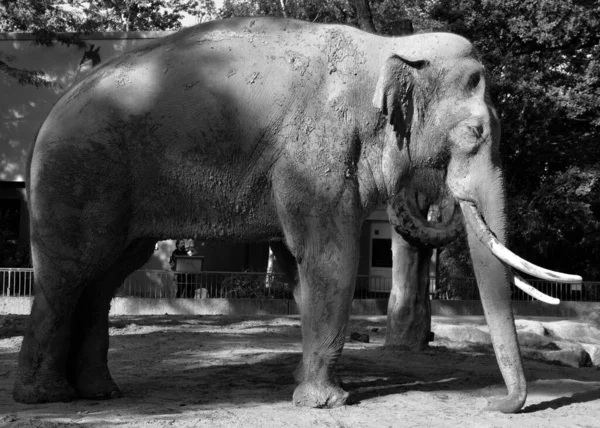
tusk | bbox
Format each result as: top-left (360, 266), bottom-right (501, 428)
top-left (460, 201), bottom-right (583, 284)
top-left (512, 271), bottom-right (560, 305)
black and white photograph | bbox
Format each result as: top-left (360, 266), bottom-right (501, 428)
top-left (0, 1), bottom-right (598, 426)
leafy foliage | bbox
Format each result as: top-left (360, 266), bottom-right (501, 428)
top-left (219, 0), bottom-right (362, 26)
top-left (0, 1), bottom-right (217, 88)
top-left (0, 51), bottom-right (57, 88)
top-left (0, 1), bottom-right (217, 34)
top-left (511, 166), bottom-right (600, 277)
top-left (428, 0), bottom-right (600, 279)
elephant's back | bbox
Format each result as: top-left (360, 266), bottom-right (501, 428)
top-left (43, 17), bottom-right (332, 146)
top-left (29, 17), bottom-right (380, 240)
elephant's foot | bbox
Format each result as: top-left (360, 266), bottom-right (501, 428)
top-left (292, 362), bottom-right (343, 387)
top-left (485, 391), bottom-right (526, 413)
top-left (292, 381), bottom-right (349, 408)
top-left (72, 369), bottom-right (122, 400)
top-left (292, 362), bottom-right (304, 383)
top-left (13, 371), bottom-right (77, 404)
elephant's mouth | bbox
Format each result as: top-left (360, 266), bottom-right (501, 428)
top-left (387, 168), bottom-right (463, 247)
top-left (387, 186), bottom-right (463, 248)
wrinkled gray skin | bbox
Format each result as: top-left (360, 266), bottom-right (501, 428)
top-left (16, 17), bottom-right (525, 412)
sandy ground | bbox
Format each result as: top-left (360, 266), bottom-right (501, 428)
top-left (2, 314), bottom-right (600, 427)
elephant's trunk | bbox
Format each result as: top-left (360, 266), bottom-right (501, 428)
top-left (387, 178), bottom-right (464, 248)
top-left (460, 171), bottom-right (527, 412)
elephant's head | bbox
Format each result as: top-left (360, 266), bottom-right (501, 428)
top-left (373, 44), bottom-right (581, 413)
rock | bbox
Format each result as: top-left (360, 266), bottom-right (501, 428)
top-left (583, 311), bottom-right (600, 323)
top-left (517, 331), bottom-right (559, 350)
top-left (433, 324), bottom-right (491, 344)
top-left (515, 319), bottom-right (547, 336)
top-left (350, 332), bottom-right (370, 343)
top-left (581, 343), bottom-right (600, 367)
top-left (541, 341), bottom-right (591, 368)
top-left (543, 321), bottom-right (600, 345)
top-left (0, 415), bottom-right (17, 424)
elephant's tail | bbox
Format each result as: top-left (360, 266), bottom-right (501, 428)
top-left (25, 128), bottom-right (40, 218)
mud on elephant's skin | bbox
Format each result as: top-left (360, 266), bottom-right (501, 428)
top-left (16, 17), bottom-right (580, 412)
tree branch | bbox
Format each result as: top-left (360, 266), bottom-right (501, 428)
top-left (0, 58), bottom-right (60, 89)
top-left (352, 0), bottom-right (376, 33)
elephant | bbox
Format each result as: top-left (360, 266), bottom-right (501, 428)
top-left (15, 17), bottom-right (580, 412)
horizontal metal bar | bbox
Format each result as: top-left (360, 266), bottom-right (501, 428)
top-left (2, 268), bottom-right (599, 301)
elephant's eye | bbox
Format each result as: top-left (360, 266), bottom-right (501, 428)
top-left (469, 124), bottom-right (483, 139)
top-left (467, 72), bottom-right (481, 92)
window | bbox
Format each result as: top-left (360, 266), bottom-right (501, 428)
top-left (371, 238), bottom-right (392, 268)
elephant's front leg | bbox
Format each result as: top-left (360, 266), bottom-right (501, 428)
top-left (290, 217), bottom-right (360, 408)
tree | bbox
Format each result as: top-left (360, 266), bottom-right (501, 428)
top-left (0, 1), bottom-right (217, 87)
top-left (429, 0), bottom-right (600, 280)
top-left (219, 0), bottom-right (365, 27)
top-left (0, 1), bottom-right (217, 33)
top-left (352, 0), bottom-right (376, 32)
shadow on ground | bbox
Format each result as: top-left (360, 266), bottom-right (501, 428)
top-left (3, 314), bottom-right (600, 422)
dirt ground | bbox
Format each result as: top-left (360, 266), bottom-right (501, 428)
top-left (2, 314), bottom-right (600, 428)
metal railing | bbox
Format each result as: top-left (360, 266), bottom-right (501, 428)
top-left (1, 268), bottom-right (599, 302)
top-left (0, 268), bottom-right (33, 296)
top-left (119, 270), bottom-right (295, 299)
top-left (431, 277), bottom-right (600, 302)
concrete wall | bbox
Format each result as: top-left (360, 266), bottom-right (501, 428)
top-left (0, 31), bottom-right (174, 182)
top-left (3, 296), bottom-right (600, 319)
top-left (0, 32), bottom-right (174, 266)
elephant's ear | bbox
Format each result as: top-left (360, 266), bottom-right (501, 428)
top-left (373, 55), bottom-right (429, 145)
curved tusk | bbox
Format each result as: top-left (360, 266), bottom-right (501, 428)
top-left (512, 271), bottom-right (560, 305)
top-left (460, 201), bottom-right (583, 284)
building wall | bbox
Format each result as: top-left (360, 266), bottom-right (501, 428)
top-left (358, 207), bottom-right (393, 292)
top-left (0, 32), bottom-right (173, 266)
top-left (0, 31), bottom-right (174, 182)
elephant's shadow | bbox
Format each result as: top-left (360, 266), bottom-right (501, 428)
top-left (337, 345), bottom-right (600, 412)
top-left (107, 326), bottom-right (600, 413)
top-left (520, 388), bottom-right (600, 413)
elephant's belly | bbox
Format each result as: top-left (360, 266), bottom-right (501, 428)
top-left (130, 189), bottom-right (283, 242)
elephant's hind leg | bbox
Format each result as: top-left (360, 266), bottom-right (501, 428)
top-left (13, 295), bottom-right (78, 403)
top-left (13, 225), bottom-right (141, 403)
top-left (13, 249), bottom-right (94, 404)
top-left (67, 238), bottom-right (156, 399)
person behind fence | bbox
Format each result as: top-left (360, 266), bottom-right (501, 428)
top-left (170, 240), bottom-right (192, 298)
